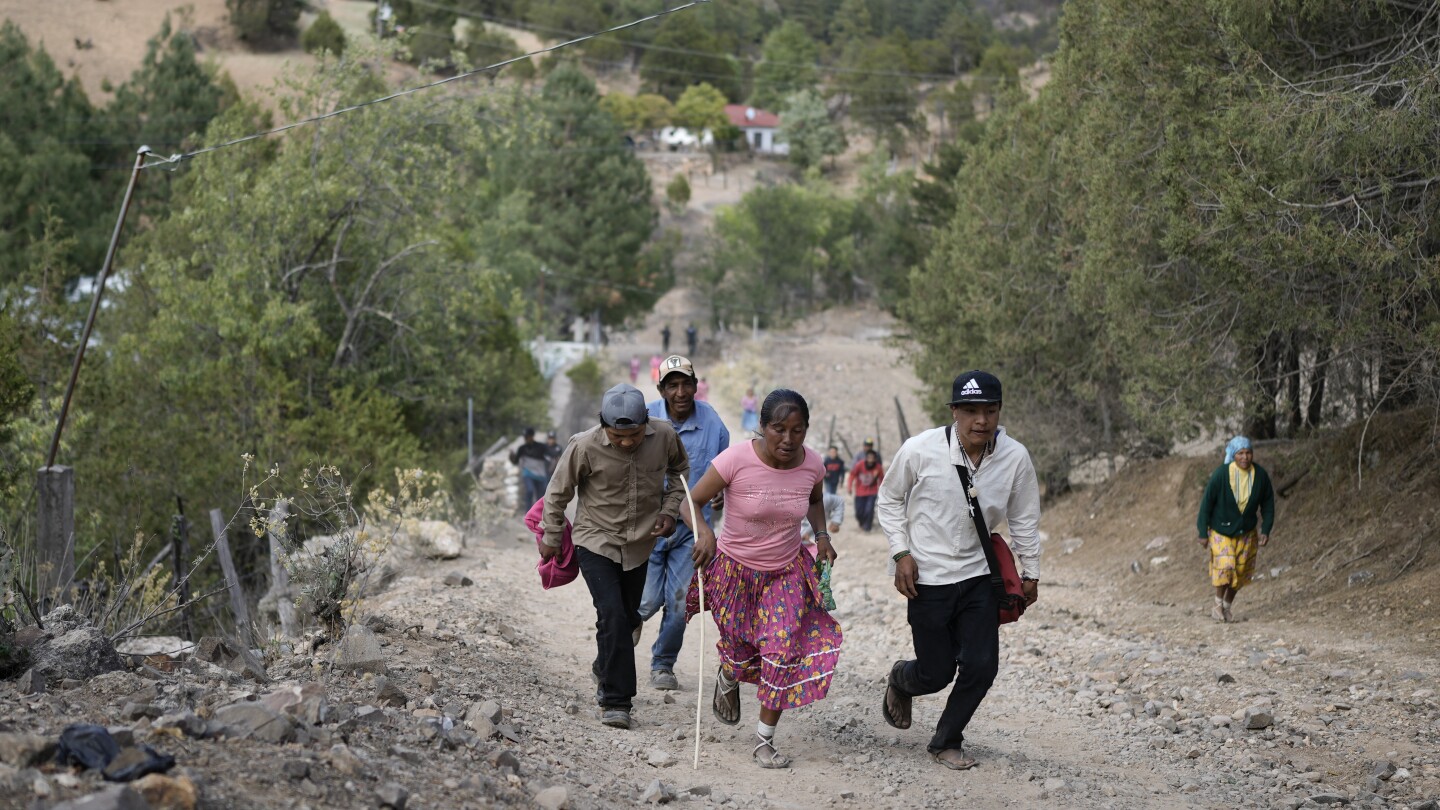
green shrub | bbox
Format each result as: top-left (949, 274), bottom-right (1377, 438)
top-left (461, 23), bottom-right (535, 80)
top-left (665, 172), bottom-right (690, 213)
top-left (301, 11), bottom-right (346, 56)
top-left (227, 0), bottom-right (304, 46)
top-left (566, 355), bottom-right (606, 400)
top-left (403, 23), bottom-right (458, 71)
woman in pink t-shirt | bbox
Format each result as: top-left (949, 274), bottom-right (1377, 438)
top-left (681, 389), bottom-right (841, 769)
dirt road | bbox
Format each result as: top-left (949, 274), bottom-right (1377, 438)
top-left (349, 309), bottom-right (1438, 809)
top-left (359, 505), bottom-right (1437, 810)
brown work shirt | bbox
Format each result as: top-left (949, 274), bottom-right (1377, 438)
top-left (541, 421), bottom-right (690, 570)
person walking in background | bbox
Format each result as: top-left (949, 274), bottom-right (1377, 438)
top-left (628, 354), bottom-right (641, 384)
top-left (801, 490), bottom-right (845, 543)
top-left (876, 370), bottom-right (1041, 771)
top-left (1196, 436), bottom-right (1276, 623)
top-left (640, 355), bottom-right (729, 691)
top-left (544, 430), bottom-right (563, 477)
top-left (682, 389), bottom-right (840, 769)
top-left (661, 323), bottom-right (672, 354)
top-left (540, 384), bottom-right (690, 730)
top-left (823, 445), bottom-right (846, 494)
top-left (847, 448), bottom-right (884, 532)
top-left (509, 427), bottom-right (550, 511)
top-left (650, 353), bottom-right (663, 385)
top-left (686, 322), bottom-right (698, 356)
top-left (852, 437), bottom-right (876, 467)
top-left (695, 377), bottom-right (710, 402)
top-left (739, 387), bottom-right (759, 434)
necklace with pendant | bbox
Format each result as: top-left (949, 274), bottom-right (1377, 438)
top-left (959, 436), bottom-right (991, 500)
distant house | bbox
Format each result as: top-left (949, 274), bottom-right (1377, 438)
top-left (725, 105), bottom-right (789, 155)
top-left (656, 126), bottom-right (714, 151)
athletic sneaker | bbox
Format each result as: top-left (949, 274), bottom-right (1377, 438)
top-left (650, 669), bottom-right (680, 691)
top-left (600, 709), bottom-right (632, 729)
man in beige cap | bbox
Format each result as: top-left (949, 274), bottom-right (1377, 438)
top-left (541, 383), bottom-right (690, 729)
top-left (639, 355), bottom-right (729, 691)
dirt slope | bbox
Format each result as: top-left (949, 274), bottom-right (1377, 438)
top-left (1046, 409), bottom-right (1440, 654)
top-left (0, 0), bottom-right (314, 103)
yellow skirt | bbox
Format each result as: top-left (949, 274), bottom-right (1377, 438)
top-left (1208, 529), bottom-right (1259, 589)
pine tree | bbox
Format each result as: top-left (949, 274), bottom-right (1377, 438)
top-left (751, 21), bottom-right (820, 112)
top-left (0, 22), bottom-right (110, 286)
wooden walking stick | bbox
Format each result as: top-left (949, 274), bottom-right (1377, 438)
top-left (679, 475), bottom-right (705, 769)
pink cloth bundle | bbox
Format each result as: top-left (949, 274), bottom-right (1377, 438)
top-left (524, 498), bottom-right (578, 589)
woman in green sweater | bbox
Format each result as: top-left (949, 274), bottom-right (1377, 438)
top-left (1196, 436), bottom-right (1276, 623)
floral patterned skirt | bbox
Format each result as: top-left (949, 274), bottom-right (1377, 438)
top-left (685, 548), bottom-right (842, 712)
top-left (1208, 528), bottom-right (1259, 589)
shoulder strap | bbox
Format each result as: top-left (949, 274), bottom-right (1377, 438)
top-left (946, 425), bottom-right (1006, 596)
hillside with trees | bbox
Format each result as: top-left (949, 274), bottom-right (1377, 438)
top-left (3, 0), bottom-right (1436, 697)
top-left (0, 0), bottom-right (1062, 563)
top-left (904, 0), bottom-right (1440, 488)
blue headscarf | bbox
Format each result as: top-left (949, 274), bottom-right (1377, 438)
top-left (1223, 435), bottom-right (1252, 465)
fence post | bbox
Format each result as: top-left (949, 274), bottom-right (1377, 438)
top-left (35, 466), bottom-right (75, 609)
top-left (266, 499), bottom-right (299, 638)
top-left (210, 508), bottom-right (252, 641)
top-left (170, 510), bottom-right (193, 641)
top-left (894, 396), bottom-right (911, 444)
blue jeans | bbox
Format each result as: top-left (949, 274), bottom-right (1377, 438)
top-left (638, 523), bottom-right (695, 672)
top-left (854, 494), bottom-right (877, 531)
top-left (521, 471), bottom-right (548, 510)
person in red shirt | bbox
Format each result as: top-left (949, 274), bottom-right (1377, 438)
top-left (848, 449), bottom-right (885, 532)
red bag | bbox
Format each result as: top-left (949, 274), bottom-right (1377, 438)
top-left (985, 532), bottom-right (1027, 624)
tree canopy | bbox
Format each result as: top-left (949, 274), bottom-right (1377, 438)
top-left (751, 21), bottom-right (821, 112)
top-left (900, 0), bottom-right (1440, 485)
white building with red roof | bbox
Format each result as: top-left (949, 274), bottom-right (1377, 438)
top-left (725, 104), bottom-right (789, 156)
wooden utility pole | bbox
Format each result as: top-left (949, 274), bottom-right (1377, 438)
top-left (35, 466), bottom-right (75, 609)
top-left (170, 501), bottom-right (194, 641)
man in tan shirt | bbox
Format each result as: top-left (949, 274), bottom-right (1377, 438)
top-left (540, 383), bottom-right (689, 730)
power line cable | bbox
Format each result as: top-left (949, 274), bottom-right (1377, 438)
top-left (139, 0), bottom-right (712, 170)
top-left (399, 25), bottom-right (948, 116)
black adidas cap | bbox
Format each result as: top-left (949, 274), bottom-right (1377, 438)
top-left (948, 370), bottom-right (1002, 405)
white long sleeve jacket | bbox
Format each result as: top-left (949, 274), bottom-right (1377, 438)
top-left (876, 425), bottom-right (1042, 585)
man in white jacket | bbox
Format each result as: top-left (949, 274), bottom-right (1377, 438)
top-left (875, 370), bottom-right (1041, 771)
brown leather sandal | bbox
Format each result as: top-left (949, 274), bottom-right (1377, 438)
top-left (712, 666), bottom-right (740, 726)
top-left (882, 660), bottom-right (912, 730)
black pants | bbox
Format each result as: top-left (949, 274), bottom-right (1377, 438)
top-left (892, 574), bottom-right (999, 753)
top-left (854, 494), bottom-right (877, 531)
top-left (576, 546), bottom-right (648, 710)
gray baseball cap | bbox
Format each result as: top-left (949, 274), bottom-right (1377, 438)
top-left (600, 384), bottom-right (648, 428)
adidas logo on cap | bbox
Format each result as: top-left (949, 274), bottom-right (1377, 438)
top-left (949, 370), bottom-right (1002, 404)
